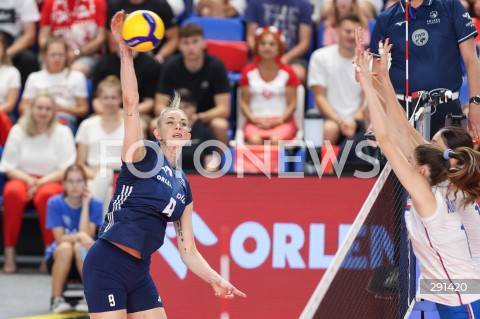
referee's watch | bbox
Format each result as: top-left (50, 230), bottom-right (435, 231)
top-left (469, 95), bottom-right (480, 105)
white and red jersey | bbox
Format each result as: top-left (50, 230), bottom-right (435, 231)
top-left (405, 183), bottom-right (480, 306)
top-left (40, 0), bottom-right (107, 50)
top-left (239, 62), bottom-right (300, 118)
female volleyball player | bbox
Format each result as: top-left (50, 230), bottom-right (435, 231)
top-left (82, 11), bottom-right (246, 319)
top-left (361, 33), bottom-right (480, 266)
top-left (355, 29), bottom-right (480, 319)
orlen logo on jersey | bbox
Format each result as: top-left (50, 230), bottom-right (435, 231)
top-left (158, 213), bottom-right (394, 279)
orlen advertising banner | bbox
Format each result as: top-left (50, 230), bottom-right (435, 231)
top-left (150, 175), bottom-right (375, 319)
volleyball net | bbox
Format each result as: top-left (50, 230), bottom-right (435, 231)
top-left (300, 164), bottom-right (416, 319)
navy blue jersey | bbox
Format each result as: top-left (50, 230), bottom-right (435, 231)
top-left (370, 0), bottom-right (477, 93)
top-left (98, 140), bottom-right (193, 261)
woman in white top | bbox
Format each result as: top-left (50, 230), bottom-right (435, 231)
top-left (355, 31), bottom-right (480, 318)
top-left (0, 32), bottom-right (21, 117)
top-left (76, 76), bottom-right (124, 217)
top-left (20, 36), bottom-right (89, 130)
top-left (239, 26), bottom-right (300, 145)
top-left (0, 92), bottom-right (76, 273)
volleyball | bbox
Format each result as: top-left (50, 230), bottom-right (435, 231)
top-left (122, 10), bottom-right (165, 52)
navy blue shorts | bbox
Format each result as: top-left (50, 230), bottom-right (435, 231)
top-left (436, 299), bottom-right (480, 319)
top-left (83, 239), bottom-right (163, 313)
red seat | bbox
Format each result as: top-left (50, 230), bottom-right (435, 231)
top-left (473, 18), bottom-right (480, 43)
top-left (0, 111), bottom-right (12, 147)
top-left (234, 144), bottom-right (280, 174)
top-left (206, 40), bottom-right (248, 72)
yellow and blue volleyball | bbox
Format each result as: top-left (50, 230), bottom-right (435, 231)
top-left (122, 10), bottom-right (165, 52)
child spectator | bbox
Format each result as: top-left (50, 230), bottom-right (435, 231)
top-left (46, 164), bottom-right (103, 313)
top-left (0, 92), bottom-right (76, 274)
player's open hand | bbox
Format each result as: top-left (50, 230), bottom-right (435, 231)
top-left (111, 11), bottom-right (129, 51)
top-left (354, 34), bottom-right (374, 88)
top-left (354, 27), bottom-right (370, 84)
top-left (211, 277), bottom-right (247, 299)
top-left (375, 38), bottom-right (393, 79)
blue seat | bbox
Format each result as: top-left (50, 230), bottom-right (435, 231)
top-left (306, 88), bottom-right (315, 110)
top-left (317, 22), bottom-right (325, 49)
top-left (368, 19), bottom-right (376, 35)
top-left (459, 76), bottom-right (468, 106)
top-left (181, 16), bottom-right (245, 41)
top-left (0, 146), bottom-right (3, 207)
top-left (86, 78), bottom-right (94, 115)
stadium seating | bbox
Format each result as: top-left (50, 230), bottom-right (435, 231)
top-left (206, 40), bottom-right (248, 73)
top-left (368, 19), bottom-right (376, 35)
top-left (181, 16), bottom-right (245, 41)
top-left (317, 22), bottom-right (325, 49)
top-left (459, 76), bottom-right (469, 107)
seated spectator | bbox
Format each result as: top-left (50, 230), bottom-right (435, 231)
top-left (76, 76), bottom-right (124, 217)
top-left (319, 0), bottom-right (370, 47)
top-left (0, 0), bottom-right (40, 85)
top-left (0, 31), bottom-right (20, 145)
top-left (0, 32), bottom-right (21, 119)
top-left (239, 26), bottom-right (300, 145)
top-left (154, 24), bottom-right (231, 145)
top-left (0, 92), bottom-right (76, 274)
top-left (90, 51), bottom-right (160, 136)
top-left (177, 88), bottom-right (219, 172)
top-left (20, 36), bottom-right (89, 131)
top-left (244, 0), bottom-right (312, 83)
top-left (308, 15), bottom-right (365, 145)
top-left (46, 164), bottom-right (103, 314)
top-left (194, 0), bottom-right (246, 17)
top-left (38, 0), bottom-right (107, 77)
top-left (321, 0), bottom-right (379, 20)
top-left (107, 0), bottom-right (179, 65)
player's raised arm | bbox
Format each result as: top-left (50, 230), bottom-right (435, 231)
top-left (110, 11), bottom-right (145, 163)
top-left (356, 28), bottom-right (426, 156)
top-left (355, 42), bottom-right (436, 218)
